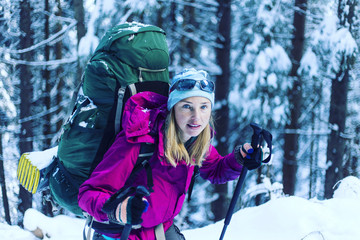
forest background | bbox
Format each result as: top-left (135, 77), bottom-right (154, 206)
top-left (0, 0), bottom-right (359, 230)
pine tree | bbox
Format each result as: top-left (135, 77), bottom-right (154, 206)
top-left (325, 0), bottom-right (358, 198)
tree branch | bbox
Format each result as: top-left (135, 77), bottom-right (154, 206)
top-left (0, 17), bottom-right (76, 55)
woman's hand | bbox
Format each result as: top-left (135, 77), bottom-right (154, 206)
top-left (115, 195), bottom-right (149, 227)
top-left (106, 186), bottom-right (150, 228)
top-left (234, 143), bottom-right (263, 170)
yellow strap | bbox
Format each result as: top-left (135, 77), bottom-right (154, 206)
top-left (28, 166), bottom-right (37, 191)
top-left (18, 153), bottom-right (28, 182)
top-left (32, 169), bottom-right (40, 194)
top-left (17, 153), bottom-right (41, 194)
top-left (24, 163), bottom-right (34, 190)
top-left (17, 155), bottom-right (22, 179)
top-left (20, 158), bottom-right (30, 185)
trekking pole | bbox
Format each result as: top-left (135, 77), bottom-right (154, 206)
top-left (219, 123), bottom-right (263, 240)
top-left (120, 224), bottom-right (132, 240)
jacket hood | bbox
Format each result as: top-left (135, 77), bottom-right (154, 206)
top-left (122, 91), bottom-right (168, 156)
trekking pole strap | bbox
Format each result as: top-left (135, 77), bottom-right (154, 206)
top-left (250, 123), bottom-right (273, 164)
top-left (260, 129), bottom-right (272, 163)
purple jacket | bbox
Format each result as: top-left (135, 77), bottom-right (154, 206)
top-left (78, 91), bottom-right (243, 239)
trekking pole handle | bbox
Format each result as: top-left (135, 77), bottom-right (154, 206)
top-left (250, 122), bottom-right (263, 150)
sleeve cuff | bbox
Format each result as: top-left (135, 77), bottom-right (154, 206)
top-left (234, 145), bottom-right (245, 166)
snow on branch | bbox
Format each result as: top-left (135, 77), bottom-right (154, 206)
top-left (174, 27), bottom-right (222, 49)
top-left (158, 0), bottom-right (218, 10)
top-left (1, 57), bottom-right (78, 66)
top-left (283, 128), bottom-right (330, 135)
top-left (18, 101), bottom-right (70, 124)
top-left (283, 128), bottom-right (355, 139)
top-left (0, 16), bottom-right (76, 55)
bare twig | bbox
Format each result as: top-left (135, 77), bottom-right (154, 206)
top-left (301, 231), bottom-right (326, 240)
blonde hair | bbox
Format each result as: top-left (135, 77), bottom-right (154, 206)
top-left (164, 109), bottom-right (213, 167)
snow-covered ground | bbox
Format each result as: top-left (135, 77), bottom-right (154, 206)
top-left (1, 176), bottom-right (360, 240)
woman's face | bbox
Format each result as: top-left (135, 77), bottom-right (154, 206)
top-left (174, 96), bottom-right (212, 143)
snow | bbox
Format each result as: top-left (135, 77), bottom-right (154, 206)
top-left (0, 77), bottom-right (16, 119)
top-left (25, 146), bottom-right (58, 170)
top-left (1, 176), bottom-right (360, 240)
top-left (124, 0), bottom-right (158, 13)
top-left (310, 11), bottom-right (358, 76)
top-left (298, 49), bottom-right (319, 78)
top-left (78, 0), bottom-right (102, 57)
top-left (1, 0), bottom-right (359, 239)
top-left (332, 28), bottom-right (358, 58)
top-left (23, 209), bottom-right (84, 240)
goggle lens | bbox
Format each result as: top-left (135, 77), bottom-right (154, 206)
top-left (170, 79), bottom-right (215, 93)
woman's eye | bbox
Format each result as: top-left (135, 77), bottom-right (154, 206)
top-left (182, 104), bottom-right (191, 109)
top-left (201, 105), bottom-right (208, 110)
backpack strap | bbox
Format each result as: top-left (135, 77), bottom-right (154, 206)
top-left (99, 143), bottom-right (155, 214)
top-left (53, 157), bottom-right (83, 189)
top-left (187, 166), bottom-right (200, 202)
top-left (106, 142), bottom-right (155, 210)
top-left (124, 142), bottom-right (155, 192)
top-left (115, 83), bottom-right (137, 135)
top-left (114, 86), bottom-right (126, 135)
top-left (83, 213), bottom-right (94, 240)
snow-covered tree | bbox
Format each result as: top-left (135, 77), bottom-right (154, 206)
top-left (325, 0), bottom-right (358, 198)
top-left (231, 0), bottom-right (292, 129)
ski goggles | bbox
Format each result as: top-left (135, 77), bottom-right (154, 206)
top-left (169, 79), bottom-right (215, 93)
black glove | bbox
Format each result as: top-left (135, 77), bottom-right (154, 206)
top-left (122, 194), bottom-right (149, 225)
top-left (234, 143), bottom-right (262, 170)
top-left (107, 186), bottom-right (149, 228)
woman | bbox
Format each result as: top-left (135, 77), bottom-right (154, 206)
top-left (78, 68), bottom-right (261, 240)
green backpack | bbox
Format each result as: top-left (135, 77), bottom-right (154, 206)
top-left (18, 22), bottom-right (170, 216)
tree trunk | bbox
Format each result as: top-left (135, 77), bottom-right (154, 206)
top-left (0, 2), bottom-right (13, 225)
top-left (324, 0), bottom-right (356, 199)
top-left (169, 1), bottom-right (177, 73)
top-left (351, 126), bottom-right (360, 177)
top-left (55, 0), bottom-right (64, 132)
top-left (180, 0), bottom-right (196, 65)
top-left (72, 0), bottom-right (86, 86)
top-left (211, 0), bottom-right (231, 222)
top-left (325, 68), bottom-right (349, 198)
top-left (40, 0), bottom-right (54, 217)
top-left (18, 0), bottom-right (34, 224)
top-left (0, 133), bottom-right (11, 224)
top-left (73, 0), bottom-right (86, 46)
top-left (43, 0), bottom-right (51, 149)
top-left (283, 0), bottom-right (307, 196)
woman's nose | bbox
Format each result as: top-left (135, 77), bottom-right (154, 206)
top-left (191, 108), bottom-right (200, 120)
